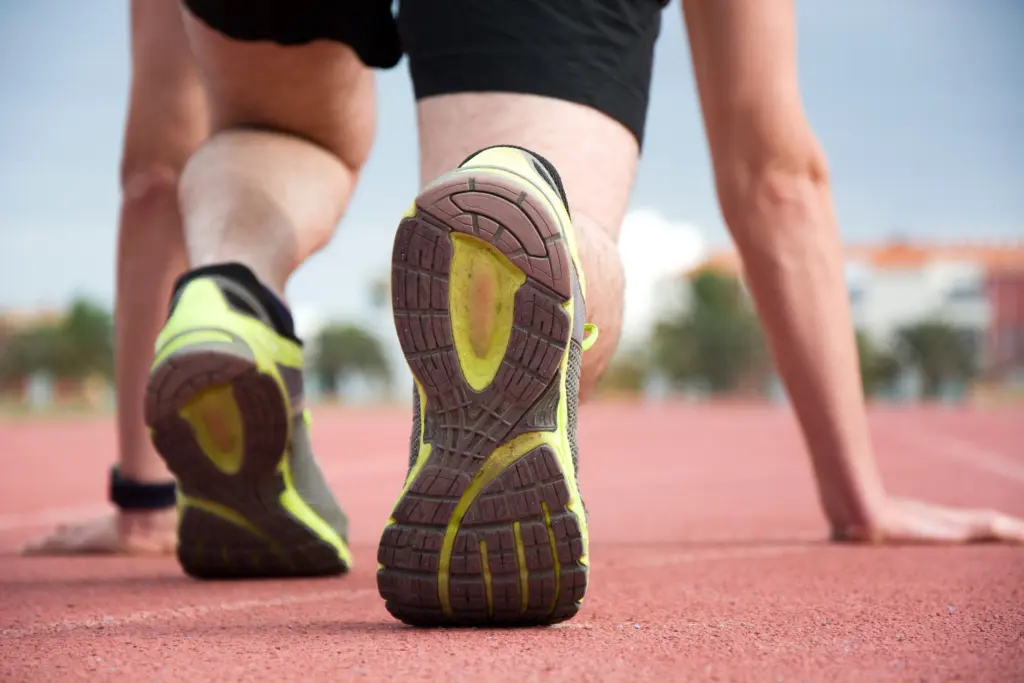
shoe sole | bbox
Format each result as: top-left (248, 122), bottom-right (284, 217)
top-left (378, 170), bottom-right (588, 626)
top-left (145, 339), bottom-right (349, 578)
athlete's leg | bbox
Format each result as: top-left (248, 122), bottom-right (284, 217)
top-left (140, 2), bottom-right (392, 578)
top-left (176, 13), bottom-right (376, 292)
top-left (376, 0), bottom-right (664, 625)
top-left (24, 0), bottom-right (206, 556)
top-left (400, 0), bottom-right (665, 398)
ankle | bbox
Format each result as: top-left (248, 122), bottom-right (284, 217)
top-left (116, 459), bottom-right (173, 484)
top-left (172, 261), bottom-right (297, 341)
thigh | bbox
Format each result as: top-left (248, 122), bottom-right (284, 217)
top-left (122, 0), bottom-right (208, 175)
top-left (399, 0), bottom-right (667, 150)
top-left (401, 0), bottom-right (667, 239)
top-left (179, 0), bottom-right (381, 169)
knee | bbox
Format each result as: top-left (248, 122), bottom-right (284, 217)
top-left (573, 215), bottom-right (625, 398)
top-left (575, 213), bottom-right (625, 311)
top-left (119, 162), bottom-right (182, 210)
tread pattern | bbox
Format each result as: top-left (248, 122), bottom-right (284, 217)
top-left (379, 172), bottom-right (587, 626)
top-left (146, 348), bottom-right (348, 579)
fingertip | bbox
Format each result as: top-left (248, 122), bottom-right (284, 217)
top-left (994, 515), bottom-right (1024, 544)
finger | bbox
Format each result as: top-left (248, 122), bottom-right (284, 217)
top-left (979, 512), bottom-right (1024, 544)
top-left (893, 518), bottom-right (970, 545)
top-left (887, 499), bottom-right (1024, 544)
top-left (938, 506), bottom-right (1024, 544)
top-left (879, 499), bottom-right (973, 544)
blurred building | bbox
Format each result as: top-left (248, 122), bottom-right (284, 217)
top-left (0, 308), bottom-right (63, 332)
top-left (691, 240), bottom-right (1024, 383)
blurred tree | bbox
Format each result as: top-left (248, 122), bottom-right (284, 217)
top-left (650, 270), bottom-right (766, 393)
top-left (0, 320), bottom-right (15, 381)
top-left (60, 299), bottom-right (114, 379)
top-left (595, 352), bottom-right (649, 396)
top-left (897, 320), bottom-right (978, 398)
top-left (0, 299), bottom-right (113, 382)
top-left (0, 324), bottom-right (62, 382)
top-left (312, 323), bottom-right (391, 394)
top-left (855, 330), bottom-right (901, 398)
top-left (0, 319), bottom-right (12, 352)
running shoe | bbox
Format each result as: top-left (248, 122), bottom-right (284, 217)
top-left (378, 145), bottom-right (598, 625)
top-left (145, 264), bottom-right (352, 578)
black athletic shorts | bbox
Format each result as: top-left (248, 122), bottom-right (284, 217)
top-left (182, 0), bottom-right (668, 146)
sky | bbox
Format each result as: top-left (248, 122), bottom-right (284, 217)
top-left (0, 0), bottom-right (1022, 340)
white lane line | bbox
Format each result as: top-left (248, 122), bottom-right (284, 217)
top-left (614, 544), bottom-right (812, 569)
top-left (892, 430), bottom-right (1024, 484)
top-left (1, 588), bottom-right (378, 639)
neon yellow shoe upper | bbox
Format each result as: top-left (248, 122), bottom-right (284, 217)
top-left (146, 267), bottom-right (352, 578)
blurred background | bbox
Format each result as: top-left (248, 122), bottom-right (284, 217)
top-left (0, 0), bottom-right (1022, 414)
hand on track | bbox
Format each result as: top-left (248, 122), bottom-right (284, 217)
top-left (833, 497), bottom-right (1024, 545)
top-left (23, 509), bottom-right (176, 556)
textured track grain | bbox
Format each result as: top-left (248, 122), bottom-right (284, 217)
top-left (1, 404), bottom-right (1022, 682)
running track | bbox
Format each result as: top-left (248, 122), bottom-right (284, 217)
top-left (1, 403), bottom-right (1022, 682)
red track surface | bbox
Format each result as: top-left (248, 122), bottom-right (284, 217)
top-left (1, 403), bottom-right (1022, 682)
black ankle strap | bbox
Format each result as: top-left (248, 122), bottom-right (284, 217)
top-left (108, 466), bottom-right (177, 510)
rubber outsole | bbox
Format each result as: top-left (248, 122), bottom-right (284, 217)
top-left (378, 172), bottom-right (587, 626)
top-left (145, 345), bottom-right (348, 579)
